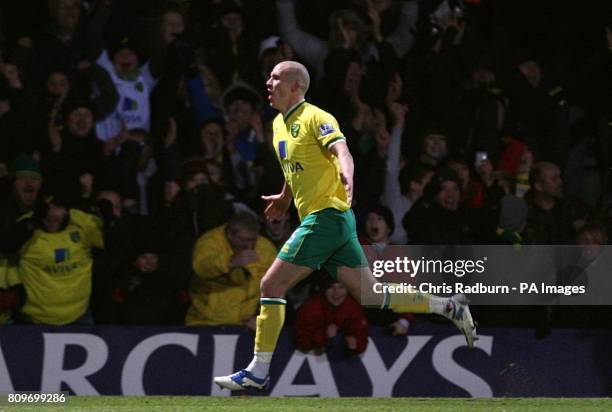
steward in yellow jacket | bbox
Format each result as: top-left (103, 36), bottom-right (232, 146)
top-left (186, 213), bottom-right (276, 327)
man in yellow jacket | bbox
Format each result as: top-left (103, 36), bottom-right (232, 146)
top-left (186, 212), bottom-right (276, 327)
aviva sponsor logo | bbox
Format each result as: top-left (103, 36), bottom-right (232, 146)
top-left (281, 161), bottom-right (304, 174)
top-left (121, 97), bottom-right (139, 111)
top-left (54, 248), bottom-right (71, 263)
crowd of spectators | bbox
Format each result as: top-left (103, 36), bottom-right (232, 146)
top-left (0, 0), bottom-right (611, 352)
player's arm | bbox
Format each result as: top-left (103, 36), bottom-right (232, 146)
top-left (261, 182), bottom-right (293, 220)
top-left (330, 141), bottom-right (354, 205)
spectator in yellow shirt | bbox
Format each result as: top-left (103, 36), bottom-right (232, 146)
top-left (15, 195), bottom-right (104, 325)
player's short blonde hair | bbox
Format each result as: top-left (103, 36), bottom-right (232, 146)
top-left (279, 61), bottom-right (310, 95)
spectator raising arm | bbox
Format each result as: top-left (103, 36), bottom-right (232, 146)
top-left (381, 75), bottom-right (410, 244)
top-left (276, 0), bottom-right (329, 79)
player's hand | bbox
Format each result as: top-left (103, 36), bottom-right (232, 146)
top-left (261, 193), bottom-right (291, 220)
top-left (340, 171), bottom-right (353, 206)
top-left (326, 323), bottom-right (338, 338)
top-left (345, 335), bottom-right (357, 350)
top-left (230, 250), bottom-right (259, 269)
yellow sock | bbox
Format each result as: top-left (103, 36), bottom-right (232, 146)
top-left (254, 298), bottom-right (286, 353)
top-left (380, 283), bottom-right (444, 314)
top-left (388, 290), bottom-right (431, 313)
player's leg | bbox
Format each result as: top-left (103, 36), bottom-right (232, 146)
top-left (336, 263), bottom-right (478, 347)
top-left (324, 209), bottom-right (434, 312)
top-left (329, 209), bottom-right (478, 347)
top-left (250, 259), bottom-right (313, 377)
top-left (214, 258), bottom-right (312, 391)
top-left (335, 264), bottom-right (429, 311)
top-left (215, 211), bottom-right (335, 391)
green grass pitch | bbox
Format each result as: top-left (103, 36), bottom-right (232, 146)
top-left (2, 397), bottom-right (611, 412)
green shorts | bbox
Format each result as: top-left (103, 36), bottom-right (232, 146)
top-left (277, 208), bottom-right (368, 278)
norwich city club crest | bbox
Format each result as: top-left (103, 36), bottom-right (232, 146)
top-left (290, 123), bottom-right (300, 138)
top-left (70, 231), bottom-right (81, 243)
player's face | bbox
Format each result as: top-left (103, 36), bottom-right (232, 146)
top-left (325, 283), bottom-right (347, 307)
top-left (266, 64), bottom-right (292, 112)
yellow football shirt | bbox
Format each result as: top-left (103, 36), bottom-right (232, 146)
top-left (272, 101), bottom-right (350, 221)
top-left (18, 209), bottom-right (104, 325)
